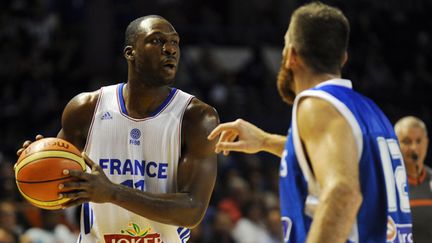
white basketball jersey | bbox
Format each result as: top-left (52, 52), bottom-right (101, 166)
top-left (79, 83), bottom-right (194, 243)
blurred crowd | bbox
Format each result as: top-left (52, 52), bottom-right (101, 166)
top-left (1, 0), bottom-right (432, 242)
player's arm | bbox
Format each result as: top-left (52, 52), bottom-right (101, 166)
top-left (208, 119), bottom-right (287, 157)
top-left (297, 97), bottom-right (363, 243)
top-left (61, 99), bottom-right (219, 228)
top-left (57, 91), bottom-right (99, 151)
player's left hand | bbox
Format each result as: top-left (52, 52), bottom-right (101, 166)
top-left (59, 152), bottom-right (115, 208)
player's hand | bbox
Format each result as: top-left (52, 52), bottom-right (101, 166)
top-left (16, 135), bottom-right (44, 156)
top-left (59, 152), bottom-right (115, 208)
top-left (207, 119), bottom-right (269, 155)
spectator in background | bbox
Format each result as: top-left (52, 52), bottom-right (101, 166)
top-left (395, 116), bottom-right (432, 243)
top-left (0, 227), bottom-right (16, 243)
top-left (208, 211), bottom-right (235, 243)
top-left (218, 176), bottom-right (251, 224)
top-left (24, 210), bottom-right (76, 243)
top-left (231, 200), bottom-right (274, 243)
top-left (266, 208), bottom-right (283, 243)
top-left (0, 162), bottom-right (19, 202)
top-left (0, 202), bottom-right (24, 238)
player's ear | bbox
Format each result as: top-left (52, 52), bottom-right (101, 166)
top-left (341, 51), bottom-right (348, 67)
top-left (285, 45), bottom-right (298, 69)
top-left (124, 46), bottom-right (135, 61)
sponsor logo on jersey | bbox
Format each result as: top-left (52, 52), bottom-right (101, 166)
top-left (130, 128), bottom-right (141, 145)
top-left (104, 223), bottom-right (163, 243)
top-left (101, 111), bottom-right (113, 120)
top-left (387, 216), bottom-right (413, 243)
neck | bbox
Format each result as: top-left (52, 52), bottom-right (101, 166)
top-left (123, 79), bottom-right (171, 119)
top-left (294, 70), bottom-right (341, 95)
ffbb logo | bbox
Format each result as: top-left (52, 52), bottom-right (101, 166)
top-left (129, 128), bottom-right (141, 146)
top-left (104, 233), bottom-right (163, 243)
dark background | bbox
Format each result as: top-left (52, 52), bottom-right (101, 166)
top-left (1, 0), bottom-right (431, 242)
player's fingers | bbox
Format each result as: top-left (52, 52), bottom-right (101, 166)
top-left (216, 132), bottom-right (237, 153)
top-left (82, 152), bottom-right (98, 170)
top-left (222, 133), bottom-right (239, 156)
top-left (63, 169), bottom-right (89, 180)
top-left (17, 140), bottom-right (32, 156)
top-left (215, 141), bottom-right (247, 153)
top-left (61, 198), bottom-right (88, 209)
top-left (225, 132), bottom-right (238, 142)
top-left (22, 140), bottom-right (32, 148)
top-left (16, 148), bottom-right (24, 156)
top-left (35, 134), bottom-right (44, 140)
top-left (60, 190), bottom-right (89, 200)
top-left (219, 131), bottom-right (231, 142)
top-left (207, 122), bottom-right (239, 140)
top-left (59, 181), bottom-right (90, 191)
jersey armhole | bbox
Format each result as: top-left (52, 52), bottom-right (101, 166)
top-left (83, 88), bottom-right (104, 153)
top-left (291, 90), bottom-right (363, 184)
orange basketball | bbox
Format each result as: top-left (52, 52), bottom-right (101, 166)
top-left (14, 137), bottom-right (86, 210)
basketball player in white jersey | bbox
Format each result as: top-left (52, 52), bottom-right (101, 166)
top-left (18, 15), bottom-right (219, 242)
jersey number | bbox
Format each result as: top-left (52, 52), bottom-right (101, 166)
top-left (121, 179), bottom-right (145, 191)
top-left (377, 137), bottom-right (410, 213)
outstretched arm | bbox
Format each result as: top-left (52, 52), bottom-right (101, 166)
top-left (297, 97), bottom-right (363, 243)
top-left (60, 98), bottom-right (219, 228)
top-left (208, 119), bottom-right (286, 157)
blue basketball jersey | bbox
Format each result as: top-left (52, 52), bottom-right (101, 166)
top-left (279, 79), bottom-right (413, 243)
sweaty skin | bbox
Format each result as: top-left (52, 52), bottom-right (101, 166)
top-left (18, 17), bottom-right (219, 228)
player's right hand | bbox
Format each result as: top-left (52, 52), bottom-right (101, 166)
top-left (16, 134), bottom-right (44, 156)
top-left (207, 119), bottom-right (268, 155)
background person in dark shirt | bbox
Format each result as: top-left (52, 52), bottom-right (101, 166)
top-left (395, 116), bottom-right (432, 243)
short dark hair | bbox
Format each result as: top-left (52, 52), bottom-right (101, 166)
top-left (290, 2), bottom-right (349, 74)
top-left (124, 15), bottom-right (164, 46)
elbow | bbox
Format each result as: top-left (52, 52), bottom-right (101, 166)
top-left (325, 181), bottom-right (363, 210)
top-left (179, 203), bottom-right (207, 228)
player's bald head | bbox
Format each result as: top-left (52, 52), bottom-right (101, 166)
top-left (125, 15), bottom-right (174, 46)
top-left (394, 116), bottom-right (428, 136)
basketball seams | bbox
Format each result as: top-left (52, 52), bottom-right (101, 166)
top-left (15, 138), bottom-right (86, 210)
top-left (16, 181), bottom-right (71, 207)
top-left (15, 150), bottom-right (86, 177)
top-left (17, 175), bottom-right (73, 183)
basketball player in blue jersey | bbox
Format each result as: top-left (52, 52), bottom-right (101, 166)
top-left (208, 2), bottom-right (413, 242)
top-left (17, 15), bottom-right (219, 242)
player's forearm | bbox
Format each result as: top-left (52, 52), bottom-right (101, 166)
top-left (262, 134), bottom-right (287, 157)
top-left (306, 183), bottom-right (362, 243)
top-left (109, 184), bottom-right (205, 228)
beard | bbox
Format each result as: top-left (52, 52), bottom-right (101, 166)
top-left (277, 63), bottom-right (296, 105)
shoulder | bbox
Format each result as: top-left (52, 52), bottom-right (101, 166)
top-left (60, 90), bottom-right (100, 147)
top-left (183, 97), bottom-right (219, 129)
top-left (296, 96), bottom-right (356, 143)
top-left (181, 97), bottom-right (219, 154)
top-left (63, 90), bottom-right (100, 121)
top-left (297, 96), bottom-right (341, 128)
